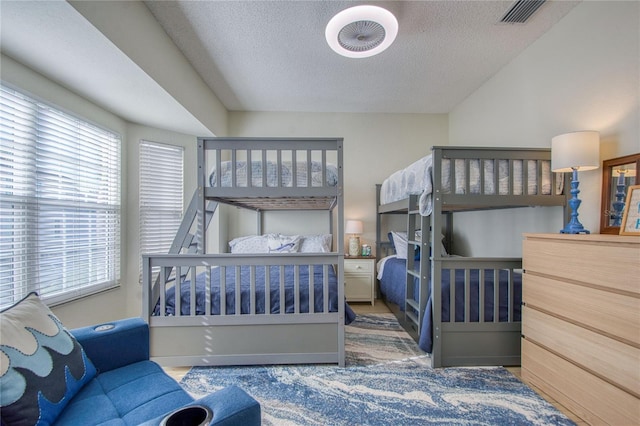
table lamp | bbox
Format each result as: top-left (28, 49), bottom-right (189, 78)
top-left (551, 130), bottom-right (600, 234)
top-left (345, 220), bottom-right (363, 256)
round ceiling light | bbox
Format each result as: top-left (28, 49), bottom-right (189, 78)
top-left (325, 5), bottom-right (398, 58)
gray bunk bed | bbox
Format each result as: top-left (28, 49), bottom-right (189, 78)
top-left (376, 146), bottom-right (568, 368)
top-left (142, 137), bottom-right (348, 367)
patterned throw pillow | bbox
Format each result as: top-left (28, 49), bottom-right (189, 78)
top-left (0, 292), bottom-right (97, 426)
top-left (267, 234), bottom-right (301, 253)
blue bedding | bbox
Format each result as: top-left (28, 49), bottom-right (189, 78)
top-left (378, 257), bottom-right (521, 353)
top-left (155, 264), bottom-right (356, 324)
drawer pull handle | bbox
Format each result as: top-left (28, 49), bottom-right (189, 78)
top-left (356, 266), bottom-right (362, 269)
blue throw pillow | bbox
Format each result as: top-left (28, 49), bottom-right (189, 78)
top-left (0, 292), bottom-right (97, 426)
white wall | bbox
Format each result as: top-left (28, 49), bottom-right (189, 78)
top-left (229, 112), bottom-right (449, 251)
top-left (449, 1), bottom-right (639, 255)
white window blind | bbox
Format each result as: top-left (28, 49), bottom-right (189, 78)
top-left (0, 85), bottom-right (121, 308)
top-left (139, 140), bottom-right (184, 278)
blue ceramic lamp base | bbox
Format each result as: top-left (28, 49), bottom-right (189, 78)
top-left (560, 168), bottom-right (590, 234)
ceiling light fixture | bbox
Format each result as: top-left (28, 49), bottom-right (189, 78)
top-left (325, 5), bottom-right (398, 58)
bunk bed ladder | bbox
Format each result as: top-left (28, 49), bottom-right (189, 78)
top-left (154, 190), bottom-right (218, 288)
top-left (404, 195), bottom-right (429, 337)
top-left (171, 189), bottom-right (218, 255)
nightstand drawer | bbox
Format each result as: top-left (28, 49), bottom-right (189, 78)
top-left (344, 259), bottom-right (373, 274)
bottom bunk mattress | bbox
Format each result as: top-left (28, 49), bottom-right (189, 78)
top-left (153, 264), bottom-right (356, 324)
top-left (377, 256), bottom-right (521, 353)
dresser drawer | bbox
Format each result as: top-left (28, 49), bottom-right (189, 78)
top-left (344, 259), bottom-right (373, 274)
top-left (523, 236), bottom-right (640, 294)
top-left (523, 273), bottom-right (640, 345)
top-left (523, 306), bottom-right (639, 396)
top-left (522, 339), bottom-right (639, 426)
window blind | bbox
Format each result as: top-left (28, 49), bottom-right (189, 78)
top-left (139, 140), bottom-right (184, 279)
top-left (0, 85), bottom-right (121, 308)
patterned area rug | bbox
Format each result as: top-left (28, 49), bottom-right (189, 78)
top-left (345, 312), bottom-right (426, 366)
top-left (180, 314), bottom-right (574, 425)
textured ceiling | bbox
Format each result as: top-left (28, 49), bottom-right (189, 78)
top-left (145, 0), bottom-right (580, 114)
top-left (0, 1), bottom-right (580, 134)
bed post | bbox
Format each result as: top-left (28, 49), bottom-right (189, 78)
top-left (336, 138), bottom-right (345, 367)
top-left (375, 184), bottom-right (382, 263)
top-left (430, 146), bottom-right (444, 368)
top-left (197, 137), bottom-right (207, 254)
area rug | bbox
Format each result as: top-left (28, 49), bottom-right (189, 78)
top-left (180, 314), bottom-right (574, 425)
top-left (345, 312), bottom-right (426, 366)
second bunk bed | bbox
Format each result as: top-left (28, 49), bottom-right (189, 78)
top-left (142, 137), bottom-right (353, 367)
top-left (376, 146), bottom-right (568, 368)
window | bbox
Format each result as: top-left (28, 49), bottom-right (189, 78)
top-left (139, 140), bottom-right (184, 279)
top-left (0, 85), bottom-right (121, 308)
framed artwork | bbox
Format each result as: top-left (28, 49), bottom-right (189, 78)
top-left (620, 185), bottom-right (640, 235)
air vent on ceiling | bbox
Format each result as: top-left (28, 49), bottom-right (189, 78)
top-left (500, 0), bottom-right (546, 24)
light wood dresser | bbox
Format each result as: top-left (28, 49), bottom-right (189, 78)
top-left (521, 233), bottom-right (640, 425)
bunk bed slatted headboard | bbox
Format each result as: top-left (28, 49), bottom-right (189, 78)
top-left (199, 137), bottom-right (342, 211)
top-left (432, 146), bottom-right (567, 211)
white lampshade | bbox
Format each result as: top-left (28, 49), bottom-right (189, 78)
top-left (345, 220), bottom-right (363, 234)
top-left (551, 131), bottom-right (600, 172)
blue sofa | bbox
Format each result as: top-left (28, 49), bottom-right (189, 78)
top-left (55, 317), bottom-right (261, 426)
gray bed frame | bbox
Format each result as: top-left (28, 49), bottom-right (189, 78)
top-left (142, 137), bottom-right (346, 367)
top-left (376, 146), bottom-right (569, 368)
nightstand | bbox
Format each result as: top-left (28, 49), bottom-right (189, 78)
top-left (344, 257), bottom-right (375, 305)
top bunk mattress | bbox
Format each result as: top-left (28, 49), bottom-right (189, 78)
top-left (380, 154), bottom-right (561, 215)
top-left (209, 160), bottom-right (339, 188)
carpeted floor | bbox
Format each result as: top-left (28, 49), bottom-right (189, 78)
top-left (180, 314), bottom-right (575, 425)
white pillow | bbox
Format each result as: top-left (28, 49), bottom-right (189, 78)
top-left (391, 231), bottom-right (408, 259)
top-left (229, 235), bottom-right (269, 253)
top-left (267, 234), bottom-right (301, 253)
top-left (300, 234), bottom-right (332, 253)
top-left (393, 230), bottom-right (448, 260)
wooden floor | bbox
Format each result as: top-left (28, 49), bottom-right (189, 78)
top-left (163, 299), bottom-right (587, 425)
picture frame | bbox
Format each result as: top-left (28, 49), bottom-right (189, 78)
top-left (619, 185), bottom-right (640, 235)
top-left (600, 153), bottom-right (640, 234)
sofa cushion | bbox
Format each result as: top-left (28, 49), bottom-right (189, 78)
top-left (0, 292), bottom-right (97, 426)
top-left (54, 361), bottom-right (193, 426)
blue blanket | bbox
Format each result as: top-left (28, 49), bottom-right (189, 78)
top-left (155, 264), bottom-right (356, 324)
top-left (378, 257), bottom-right (521, 353)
